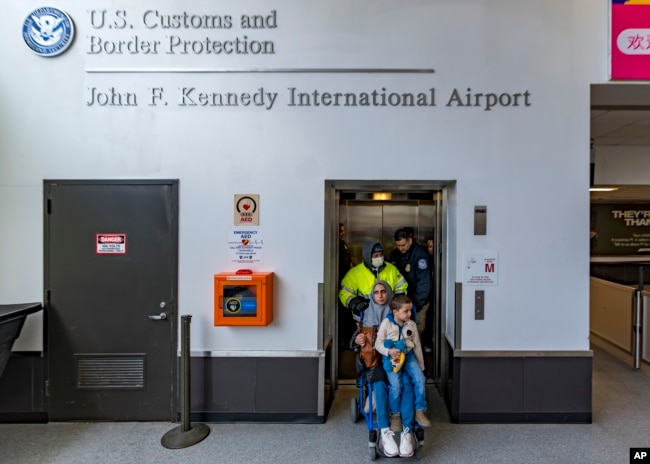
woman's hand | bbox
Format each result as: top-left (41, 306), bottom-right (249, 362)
top-left (355, 333), bottom-right (366, 346)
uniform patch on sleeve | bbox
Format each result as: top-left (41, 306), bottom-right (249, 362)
top-left (417, 258), bottom-right (428, 270)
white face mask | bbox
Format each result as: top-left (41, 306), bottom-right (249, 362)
top-left (371, 256), bottom-right (384, 268)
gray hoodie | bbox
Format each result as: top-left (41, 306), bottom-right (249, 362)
top-left (361, 240), bottom-right (386, 278)
top-left (361, 279), bottom-right (394, 328)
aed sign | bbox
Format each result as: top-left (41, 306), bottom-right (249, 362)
top-left (463, 250), bottom-right (498, 286)
top-left (228, 229), bottom-right (264, 264)
top-left (96, 233), bottom-right (127, 254)
top-left (234, 194), bottom-right (259, 226)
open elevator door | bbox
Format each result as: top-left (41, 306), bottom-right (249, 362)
top-left (324, 182), bottom-right (444, 391)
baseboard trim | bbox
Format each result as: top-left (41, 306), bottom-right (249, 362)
top-left (448, 354), bottom-right (592, 424)
top-left (187, 412), bottom-right (325, 424)
top-left (454, 412), bottom-right (592, 424)
top-left (0, 412), bottom-right (48, 423)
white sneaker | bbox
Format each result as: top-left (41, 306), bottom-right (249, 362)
top-left (399, 427), bottom-right (414, 457)
top-left (380, 428), bottom-right (399, 457)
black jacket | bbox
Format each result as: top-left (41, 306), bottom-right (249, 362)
top-left (389, 243), bottom-right (432, 309)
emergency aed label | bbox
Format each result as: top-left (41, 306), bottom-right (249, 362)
top-left (228, 229), bottom-right (263, 264)
top-left (96, 233), bottom-right (127, 254)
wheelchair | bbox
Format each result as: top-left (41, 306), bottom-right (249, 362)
top-left (350, 349), bottom-right (424, 460)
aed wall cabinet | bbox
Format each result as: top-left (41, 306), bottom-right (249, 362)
top-left (214, 271), bottom-right (274, 326)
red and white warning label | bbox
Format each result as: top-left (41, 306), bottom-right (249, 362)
top-left (96, 233), bottom-right (127, 254)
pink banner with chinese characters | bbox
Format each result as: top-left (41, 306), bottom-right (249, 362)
top-left (611, 1), bottom-right (650, 80)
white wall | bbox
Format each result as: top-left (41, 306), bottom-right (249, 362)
top-left (1, 0), bottom-right (607, 352)
top-left (594, 146), bottom-right (650, 185)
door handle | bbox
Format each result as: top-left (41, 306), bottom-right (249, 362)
top-left (148, 312), bottom-right (167, 321)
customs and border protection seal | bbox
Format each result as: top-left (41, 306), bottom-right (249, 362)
top-left (23, 7), bottom-right (74, 57)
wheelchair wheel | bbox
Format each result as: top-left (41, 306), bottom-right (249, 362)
top-left (415, 427), bottom-right (425, 458)
top-left (350, 397), bottom-right (359, 423)
top-left (369, 429), bottom-right (379, 460)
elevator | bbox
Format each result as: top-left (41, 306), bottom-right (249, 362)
top-left (322, 181), bottom-right (450, 404)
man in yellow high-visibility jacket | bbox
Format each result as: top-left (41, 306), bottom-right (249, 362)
top-left (339, 241), bottom-right (408, 322)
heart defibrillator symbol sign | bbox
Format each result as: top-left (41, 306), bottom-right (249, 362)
top-left (234, 194), bottom-right (259, 226)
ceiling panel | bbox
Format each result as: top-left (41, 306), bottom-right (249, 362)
top-left (590, 84), bottom-right (650, 201)
top-left (591, 110), bottom-right (650, 143)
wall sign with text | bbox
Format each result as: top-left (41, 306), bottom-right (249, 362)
top-left (590, 204), bottom-right (650, 255)
top-left (228, 229), bottom-right (263, 264)
top-left (234, 194), bottom-right (259, 225)
top-left (96, 233), bottom-right (127, 254)
top-left (611, 0), bottom-right (650, 80)
top-left (463, 250), bottom-right (498, 286)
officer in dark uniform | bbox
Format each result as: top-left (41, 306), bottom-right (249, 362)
top-left (389, 227), bottom-right (432, 349)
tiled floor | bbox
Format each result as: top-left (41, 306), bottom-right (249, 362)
top-left (1, 346), bottom-right (648, 464)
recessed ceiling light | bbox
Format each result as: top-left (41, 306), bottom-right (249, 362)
top-left (589, 187), bottom-right (619, 192)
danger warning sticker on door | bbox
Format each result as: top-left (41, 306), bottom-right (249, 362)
top-left (96, 233), bottom-right (127, 254)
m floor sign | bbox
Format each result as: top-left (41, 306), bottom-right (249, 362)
top-left (234, 194), bottom-right (259, 225)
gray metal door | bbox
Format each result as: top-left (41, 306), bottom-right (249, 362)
top-left (45, 180), bottom-right (178, 420)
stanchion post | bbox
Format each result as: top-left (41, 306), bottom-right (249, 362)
top-left (179, 314), bottom-right (191, 432)
top-left (161, 315), bottom-right (210, 449)
top-left (634, 266), bottom-right (646, 370)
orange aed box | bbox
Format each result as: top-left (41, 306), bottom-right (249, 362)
top-left (214, 270), bottom-right (274, 326)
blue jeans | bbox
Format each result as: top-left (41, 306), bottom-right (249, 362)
top-left (384, 351), bottom-right (428, 413)
top-left (373, 372), bottom-right (415, 430)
